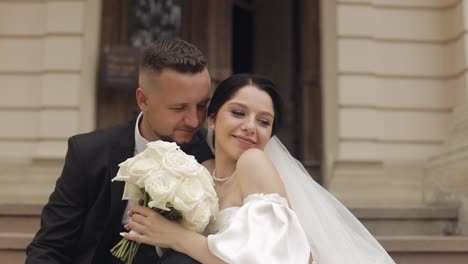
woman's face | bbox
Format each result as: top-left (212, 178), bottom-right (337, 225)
top-left (210, 85), bottom-right (275, 160)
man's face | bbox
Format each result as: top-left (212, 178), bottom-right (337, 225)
top-left (137, 68), bottom-right (211, 144)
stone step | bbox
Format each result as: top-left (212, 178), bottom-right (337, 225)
top-left (0, 232), bottom-right (32, 264)
top-left (351, 206), bottom-right (460, 236)
top-left (0, 233), bottom-right (33, 250)
top-left (0, 204), bottom-right (42, 234)
top-left (0, 203), bottom-right (460, 235)
top-left (1, 232), bottom-right (467, 264)
top-left (0, 251), bottom-right (25, 264)
top-left (382, 235), bottom-right (468, 264)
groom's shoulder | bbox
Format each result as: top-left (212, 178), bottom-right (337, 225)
top-left (70, 121), bottom-right (134, 147)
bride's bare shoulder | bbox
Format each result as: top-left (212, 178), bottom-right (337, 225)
top-left (236, 149), bottom-right (287, 197)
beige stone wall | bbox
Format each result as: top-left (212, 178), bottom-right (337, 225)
top-left (324, 0), bottom-right (464, 206)
top-left (1, 0), bottom-right (463, 207)
top-left (0, 0), bottom-right (100, 161)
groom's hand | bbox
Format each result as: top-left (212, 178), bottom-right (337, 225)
top-left (157, 249), bottom-right (200, 264)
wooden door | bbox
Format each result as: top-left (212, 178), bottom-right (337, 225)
top-left (96, 0), bottom-right (232, 128)
top-left (97, 0), bottom-right (135, 129)
top-left (298, 0), bottom-right (323, 183)
top-left (180, 0), bottom-right (233, 84)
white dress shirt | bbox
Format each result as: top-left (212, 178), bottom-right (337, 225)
top-left (120, 112), bottom-right (164, 256)
top-left (121, 112), bottom-right (148, 225)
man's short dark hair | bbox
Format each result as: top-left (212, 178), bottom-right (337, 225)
top-left (139, 38), bottom-right (207, 74)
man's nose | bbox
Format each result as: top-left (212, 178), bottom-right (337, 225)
top-left (185, 108), bottom-right (199, 128)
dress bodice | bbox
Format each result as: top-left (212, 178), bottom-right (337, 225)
top-left (205, 206), bottom-right (239, 235)
top-left (205, 193), bottom-right (288, 235)
top-left (205, 193), bottom-right (311, 264)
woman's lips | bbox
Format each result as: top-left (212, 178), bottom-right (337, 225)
top-left (233, 135), bottom-right (256, 145)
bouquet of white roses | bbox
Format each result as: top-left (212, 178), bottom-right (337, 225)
top-left (110, 140), bottom-right (218, 263)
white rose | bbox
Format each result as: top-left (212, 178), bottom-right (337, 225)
top-left (162, 149), bottom-right (204, 179)
top-left (131, 158), bottom-right (161, 187)
top-left (206, 195), bottom-right (219, 218)
top-left (181, 202), bottom-right (215, 233)
top-left (121, 182), bottom-right (144, 203)
top-left (172, 177), bottom-right (206, 212)
top-left (112, 156), bottom-right (162, 189)
top-left (145, 169), bottom-right (179, 211)
top-left (144, 140), bottom-right (179, 160)
top-left (112, 156), bottom-right (138, 182)
top-left (197, 168), bottom-right (217, 199)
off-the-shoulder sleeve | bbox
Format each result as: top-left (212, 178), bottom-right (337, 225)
top-left (207, 193), bottom-right (311, 264)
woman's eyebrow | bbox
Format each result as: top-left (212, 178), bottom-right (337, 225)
top-left (227, 102), bottom-right (274, 117)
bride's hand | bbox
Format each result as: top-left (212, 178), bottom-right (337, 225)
top-left (122, 205), bottom-right (187, 249)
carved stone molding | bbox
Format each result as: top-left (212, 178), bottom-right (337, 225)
top-left (446, 103), bottom-right (468, 150)
top-left (424, 103), bottom-right (468, 233)
top-left (424, 144), bottom-right (468, 204)
top-left (424, 104), bottom-right (468, 203)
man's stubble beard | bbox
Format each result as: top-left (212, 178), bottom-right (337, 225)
top-left (142, 117), bottom-right (194, 148)
top-left (144, 117), bottom-right (199, 149)
top-left (155, 131), bottom-right (194, 150)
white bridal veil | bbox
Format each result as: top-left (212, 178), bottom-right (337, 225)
top-left (265, 136), bottom-right (396, 264)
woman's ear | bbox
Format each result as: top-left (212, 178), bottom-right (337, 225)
top-left (206, 115), bottom-right (216, 154)
top-left (207, 115), bottom-right (216, 129)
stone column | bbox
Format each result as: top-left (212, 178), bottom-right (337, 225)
top-left (424, 104), bottom-right (468, 234)
top-left (423, 2), bottom-right (468, 234)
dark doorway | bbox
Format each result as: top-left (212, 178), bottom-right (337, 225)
top-left (232, 3), bottom-right (254, 73)
top-left (231, 0), bottom-right (298, 157)
top-left (230, 0), bottom-right (322, 182)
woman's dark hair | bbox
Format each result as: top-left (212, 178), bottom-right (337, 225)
top-left (207, 73), bottom-right (282, 135)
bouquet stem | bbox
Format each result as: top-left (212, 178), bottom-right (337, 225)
top-left (110, 192), bottom-right (150, 263)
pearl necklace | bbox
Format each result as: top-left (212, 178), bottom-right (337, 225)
top-left (212, 170), bottom-right (232, 183)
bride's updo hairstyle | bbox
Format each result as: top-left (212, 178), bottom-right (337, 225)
top-left (207, 73), bottom-right (282, 135)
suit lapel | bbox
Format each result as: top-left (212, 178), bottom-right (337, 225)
top-left (109, 145), bottom-right (132, 222)
top-left (108, 121), bottom-right (136, 231)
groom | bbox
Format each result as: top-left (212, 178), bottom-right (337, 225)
top-left (26, 39), bottom-right (213, 264)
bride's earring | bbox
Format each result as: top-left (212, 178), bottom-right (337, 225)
top-left (207, 124), bottom-right (215, 154)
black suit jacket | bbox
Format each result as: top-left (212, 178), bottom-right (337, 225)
top-left (26, 120), bottom-right (213, 264)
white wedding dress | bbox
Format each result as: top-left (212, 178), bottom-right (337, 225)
top-left (204, 136), bottom-right (396, 264)
top-left (206, 193), bottom-right (312, 264)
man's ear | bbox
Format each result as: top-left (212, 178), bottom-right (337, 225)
top-left (136, 87), bottom-right (148, 111)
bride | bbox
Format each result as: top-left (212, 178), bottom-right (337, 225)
top-left (121, 74), bottom-right (396, 264)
